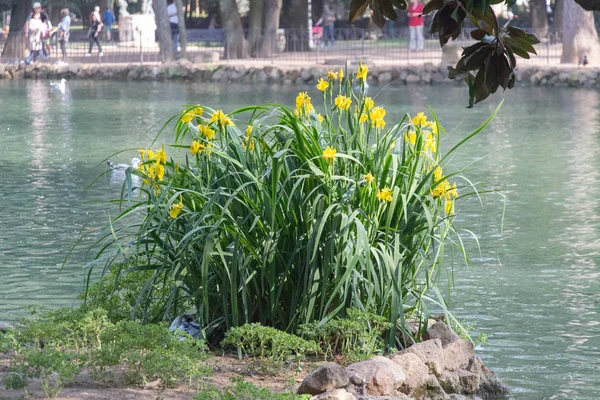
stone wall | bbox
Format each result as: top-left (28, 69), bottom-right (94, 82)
top-left (1, 60), bottom-right (599, 88)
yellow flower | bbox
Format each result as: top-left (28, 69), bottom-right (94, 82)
top-left (138, 148), bottom-right (147, 161)
top-left (210, 110), bottom-right (234, 127)
top-left (147, 149), bottom-right (155, 160)
top-left (359, 113), bottom-right (368, 124)
top-left (389, 140), bottom-right (396, 150)
top-left (295, 92), bottom-right (314, 116)
top-left (155, 163), bottom-right (165, 180)
top-left (316, 78), bottom-right (329, 91)
top-left (334, 95), bottom-right (352, 111)
top-left (317, 114), bottom-right (324, 123)
top-left (426, 121), bottom-right (438, 135)
top-left (433, 167), bottom-right (443, 182)
top-left (322, 146), bottom-right (337, 161)
top-left (191, 105), bottom-right (203, 116)
top-left (199, 124), bottom-right (215, 140)
top-left (404, 130), bottom-right (416, 145)
top-left (170, 199), bottom-right (184, 219)
top-left (327, 70), bottom-right (339, 81)
top-left (424, 133), bottom-right (436, 153)
top-left (243, 125), bottom-right (255, 151)
top-left (369, 106), bottom-right (386, 129)
top-left (363, 172), bottom-right (375, 183)
top-left (448, 182), bottom-right (458, 199)
top-left (444, 199), bottom-right (454, 215)
top-left (181, 111), bottom-right (195, 123)
top-left (339, 68), bottom-right (344, 81)
top-left (431, 179), bottom-right (451, 198)
top-left (155, 145), bottom-right (167, 165)
top-left (190, 140), bottom-right (205, 155)
top-left (246, 125), bottom-right (253, 135)
top-left (357, 60), bottom-right (368, 81)
top-left (377, 187), bottom-right (393, 202)
top-left (412, 112), bottom-right (427, 126)
top-left (364, 97), bottom-right (374, 111)
top-left (147, 165), bottom-right (156, 180)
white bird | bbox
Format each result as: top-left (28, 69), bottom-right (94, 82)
top-left (50, 78), bottom-right (67, 94)
top-left (107, 158), bottom-right (142, 186)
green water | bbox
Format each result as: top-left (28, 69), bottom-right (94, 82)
top-left (1, 80), bottom-right (599, 399)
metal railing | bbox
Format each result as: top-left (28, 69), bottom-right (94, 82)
top-left (0, 27), bottom-right (563, 66)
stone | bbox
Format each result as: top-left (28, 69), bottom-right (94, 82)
top-left (424, 322), bottom-right (460, 347)
top-left (399, 70), bottom-right (409, 81)
top-left (406, 74), bottom-right (420, 84)
top-left (346, 356), bottom-right (406, 396)
top-left (378, 72), bottom-right (393, 85)
top-left (311, 388), bottom-right (357, 400)
top-left (211, 67), bottom-right (227, 82)
top-left (439, 339), bottom-right (474, 372)
top-left (402, 339), bottom-right (443, 375)
top-left (476, 371), bottom-right (510, 399)
top-left (412, 374), bottom-right (449, 400)
top-left (431, 72), bottom-right (446, 83)
top-left (421, 72), bottom-right (432, 84)
top-left (391, 352), bottom-right (429, 394)
top-left (298, 364), bottom-right (350, 395)
top-left (300, 68), bottom-right (313, 82)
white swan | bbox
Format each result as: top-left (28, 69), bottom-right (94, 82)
top-left (107, 157), bottom-right (141, 172)
top-left (50, 78), bottom-right (67, 94)
top-left (107, 158), bottom-right (142, 186)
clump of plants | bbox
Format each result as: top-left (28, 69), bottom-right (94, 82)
top-left (195, 377), bottom-right (312, 400)
top-left (81, 62), bottom-right (497, 350)
top-left (1, 307), bottom-right (209, 398)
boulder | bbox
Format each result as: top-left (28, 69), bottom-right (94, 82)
top-left (437, 370), bottom-right (479, 395)
top-left (378, 71), bottom-right (393, 85)
top-left (391, 352), bottom-right (429, 394)
top-left (412, 374), bottom-right (449, 400)
top-left (346, 356), bottom-right (406, 396)
top-left (402, 338), bottom-right (443, 375)
top-left (424, 322), bottom-right (460, 347)
top-left (406, 74), bottom-right (420, 84)
top-left (311, 388), bottom-right (357, 400)
top-left (300, 68), bottom-right (313, 82)
top-left (476, 371), bottom-right (510, 399)
top-left (298, 364), bottom-right (350, 395)
top-left (439, 339), bottom-right (474, 372)
top-left (211, 67), bottom-right (227, 82)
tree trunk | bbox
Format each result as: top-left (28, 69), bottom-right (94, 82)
top-left (175, 0), bottom-right (186, 57)
top-left (259, 0), bottom-right (283, 56)
top-left (530, 0), bottom-right (549, 37)
top-left (219, 0), bottom-right (248, 59)
top-left (553, 0), bottom-right (564, 35)
top-left (561, 0), bottom-right (600, 64)
top-left (1, 0), bottom-right (29, 61)
top-left (153, 0), bottom-right (175, 62)
top-left (286, 0), bottom-right (309, 51)
top-left (248, 0), bottom-right (264, 57)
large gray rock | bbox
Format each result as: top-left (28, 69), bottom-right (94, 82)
top-left (378, 72), bottom-right (393, 85)
top-left (424, 322), bottom-right (461, 347)
top-left (402, 338), bottom-right (444, 375)
top-left (412, 374), bottom-right (449, 400)
top-left (391, 352), bottom-right (429, 394)
top-left (475, 371), bottom-right (510, 399)
top-left (298, 364), bottom-right (350, 395)
top-left (439, 339), bottom-right (474, 372)
top-left (311, 388), bottom-right (357, 400)
top-left (346, 356), bottom-right (406, 396)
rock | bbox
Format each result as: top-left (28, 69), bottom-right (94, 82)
top-left (346, 356), bottom-right (406, 396)
top-left (431, 72), bottom-right (446, 84)
top-left (298, 364), bottom-right (350, 395)
top-left (406, 74), bottom-right (420, 84)
top-left (378, 71), bottom-right (393, 85)
top-left (437, 371), bottom-right (479, 395)
top-left (399, 70), bottom-right (409, 81)
top-left (402, 339), bottom-right (443, 375)
top-left (439, 339), bottom-right (474, 372)
top-left (211, 67), bottom-right (227, 82)
top-left (391, 352), bottom-right (429, 394)
top-left (412, 374), bottom-right (449, 400)
top-left (424, 322), bottom-right (460, 347)
top-left (421, 72), bottom-right (432, 84)
top-left (476, 371), bottom-right (510, 399)
top-left (311, 388), bottom-right (357, 400)
top-left (300, 68), bottom-right (313, 82)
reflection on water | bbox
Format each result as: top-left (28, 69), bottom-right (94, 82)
top-left (1, 81), bottom-right (600, 399)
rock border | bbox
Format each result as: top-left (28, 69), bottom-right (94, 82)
top-left (297, 322), bottom-right (509, 400)
top-left (0, 60), bottom-right (598, 88)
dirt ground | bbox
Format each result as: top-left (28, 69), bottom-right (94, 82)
top-left (0, 353), bottom-right (324, 400)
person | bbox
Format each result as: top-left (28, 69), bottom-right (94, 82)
top-left (103, 7), bottom-right (115, 41)
top-left (24, 2), bottom-right (49, 59)
top-left (86, 11), bottom-right (103, 56)
top-left (25, 11), bottom-right (44, 63)
top-left (167, 0), bottom-right (179, 55)
top-left (52, 8), bottom-right (71, 64)
top-left (316, 5), bottom-right (336, 47)
top-left (407, 0), bottom-right (424, 52)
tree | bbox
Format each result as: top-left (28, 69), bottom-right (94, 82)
top-left (1, 0), bottom-right (29, 61)
top-left (153, 0), bottom-right (175, 61)
top-left (529, 0), bottom-right (549, 37)
top-left (175, 0), bottom-right (187, 57)
top-left (248, 0), bottom-right (264, 56)
top-left (260, 0), bottom-right (283, 56)
top-left (560, 0), bottom-right (600, 63)
top-left (219, 0), bottom-right (247, 59)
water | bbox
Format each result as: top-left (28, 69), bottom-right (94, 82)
top-left (1, 80), bottom-right (599, 399)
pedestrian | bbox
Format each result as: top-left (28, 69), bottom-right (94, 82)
top-left (24, 2), bottom-right (49, 61)
top-left (407, 0), bottom-right (424, 52)
top-left (52, 8), bottom-right (70, 64)
top-left (316, 5), bottom-right (336, 47)
top-left (25, 10), bottom-right (44, 63)
top-left (103, 7), bottom-right (115, 41)
top-left (86, 11), bottom-right (103, 56)
top-left (167, 0), bottom-right (179, 55)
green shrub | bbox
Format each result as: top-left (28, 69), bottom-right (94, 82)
top-left (195, 377), bottom-right (311, 400)
top-left (83, 64), bottom-right (497, 346)
top-left (222, 323), bottom-right (320, 361)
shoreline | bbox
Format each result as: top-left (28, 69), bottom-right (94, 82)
top-left (1, 60), bottom-right (598, 88)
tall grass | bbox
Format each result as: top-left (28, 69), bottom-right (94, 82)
top-left (83, 67), bottom-right (498, 347)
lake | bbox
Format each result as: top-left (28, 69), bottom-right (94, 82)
top-left (0, 80), bottom-right (599, 399)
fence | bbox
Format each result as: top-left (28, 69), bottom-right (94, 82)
top-left (0, 27), bottom-right (563, 66)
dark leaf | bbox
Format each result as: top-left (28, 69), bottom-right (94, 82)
top-left (465, 73), bottom-right (476, 108)
top-left (506, 25), bottom-right (527, 39)
top-left (437, 4), bottom-right (466, 46)
top-left (371, 0), bottom-right (386, 28)
top-left (461, 41), bottom-right (488, 58)
top-left (381, 0), bottom-right (399, 20)
top-left (525, 33), bottom-right (541, 45)
top-left (497, 55), bottom-right (511, 89)
top-left (472, 6), bottom-right (498, 32)
top-left (390, 0), bottom-right (408, 10)
top-left (505, 45), bottom-right (517, 67)
top-left (474, 65), bottom-right (491, 104)
top-left (508, 72), bottom-right (516, 89)
top-left (504, 39), bottom-right (532, 59)
top-left (506, 0), bottom-right (517, 7)
top-left (430, 12), bottom-right (439, 34)
top-left (484, 55), bottom-right (501, 94)
top-left (423, 0), bottom-right (444, 14)
top-left (506, 35), bottom-right (537, 55)
top-left (349, 0), bottom-right (372, 23)
top-left (464, 46), bottom-right (493, 70)
top-left (471, 29), bottom-right (488, 40)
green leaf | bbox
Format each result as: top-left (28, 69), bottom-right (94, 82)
top-left (349, 0), bottom-right (372, 23)
top-left (423, 0), bottom-right (444, 14)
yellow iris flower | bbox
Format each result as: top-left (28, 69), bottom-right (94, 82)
top-left (210, 110), bottom-right (234, 127)
top-left (369, 106), bottom-right (386, 129)
top-left (404, 130), bottom-right (416, 145)
top-left (412, 112), bottom-right (427, 126)
top-left (155, 163), bottom-right (165, 181)
top-left (190, 140), bottom-right (205, 155)
top-left (199, 125), bottom-right (215, 140)
top-left (334, 95), bottom-right (352, 111)
top-left (155, 145), bottom-right (167, 165)
top-left (339, 68), bottom-right (344, 81)
top-left (357, 61), bottom-right (368, 81)
top-left (377, 187), bottom-right (393, 202)
top-left (322, 146), bottom-right (337, 161)
top-left (316, 78), bottom-right (329, 91)
top-left (170, 200), bottom-right (184, 219)
top-left (363, 172), bottom-right (375, 183)
top-left (433, 167), bottom-right (443, 182)
top-left (364, 97), bottom-right (374, 111)
top-left (327, 71), bottom-right (339, 81)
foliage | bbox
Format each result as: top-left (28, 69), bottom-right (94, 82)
top-left (222, 323), bottom-right (321, 361)
top-left (195, 377), bottom-right (312, 400)
top-left (83, 64), bottom-right (496, 349)
top-left (297, 308), bottom-right (391, 363)
top-left (349, 0), bottom-right (539, 107)
top-left (1, 307), bottom-right (209, 397)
